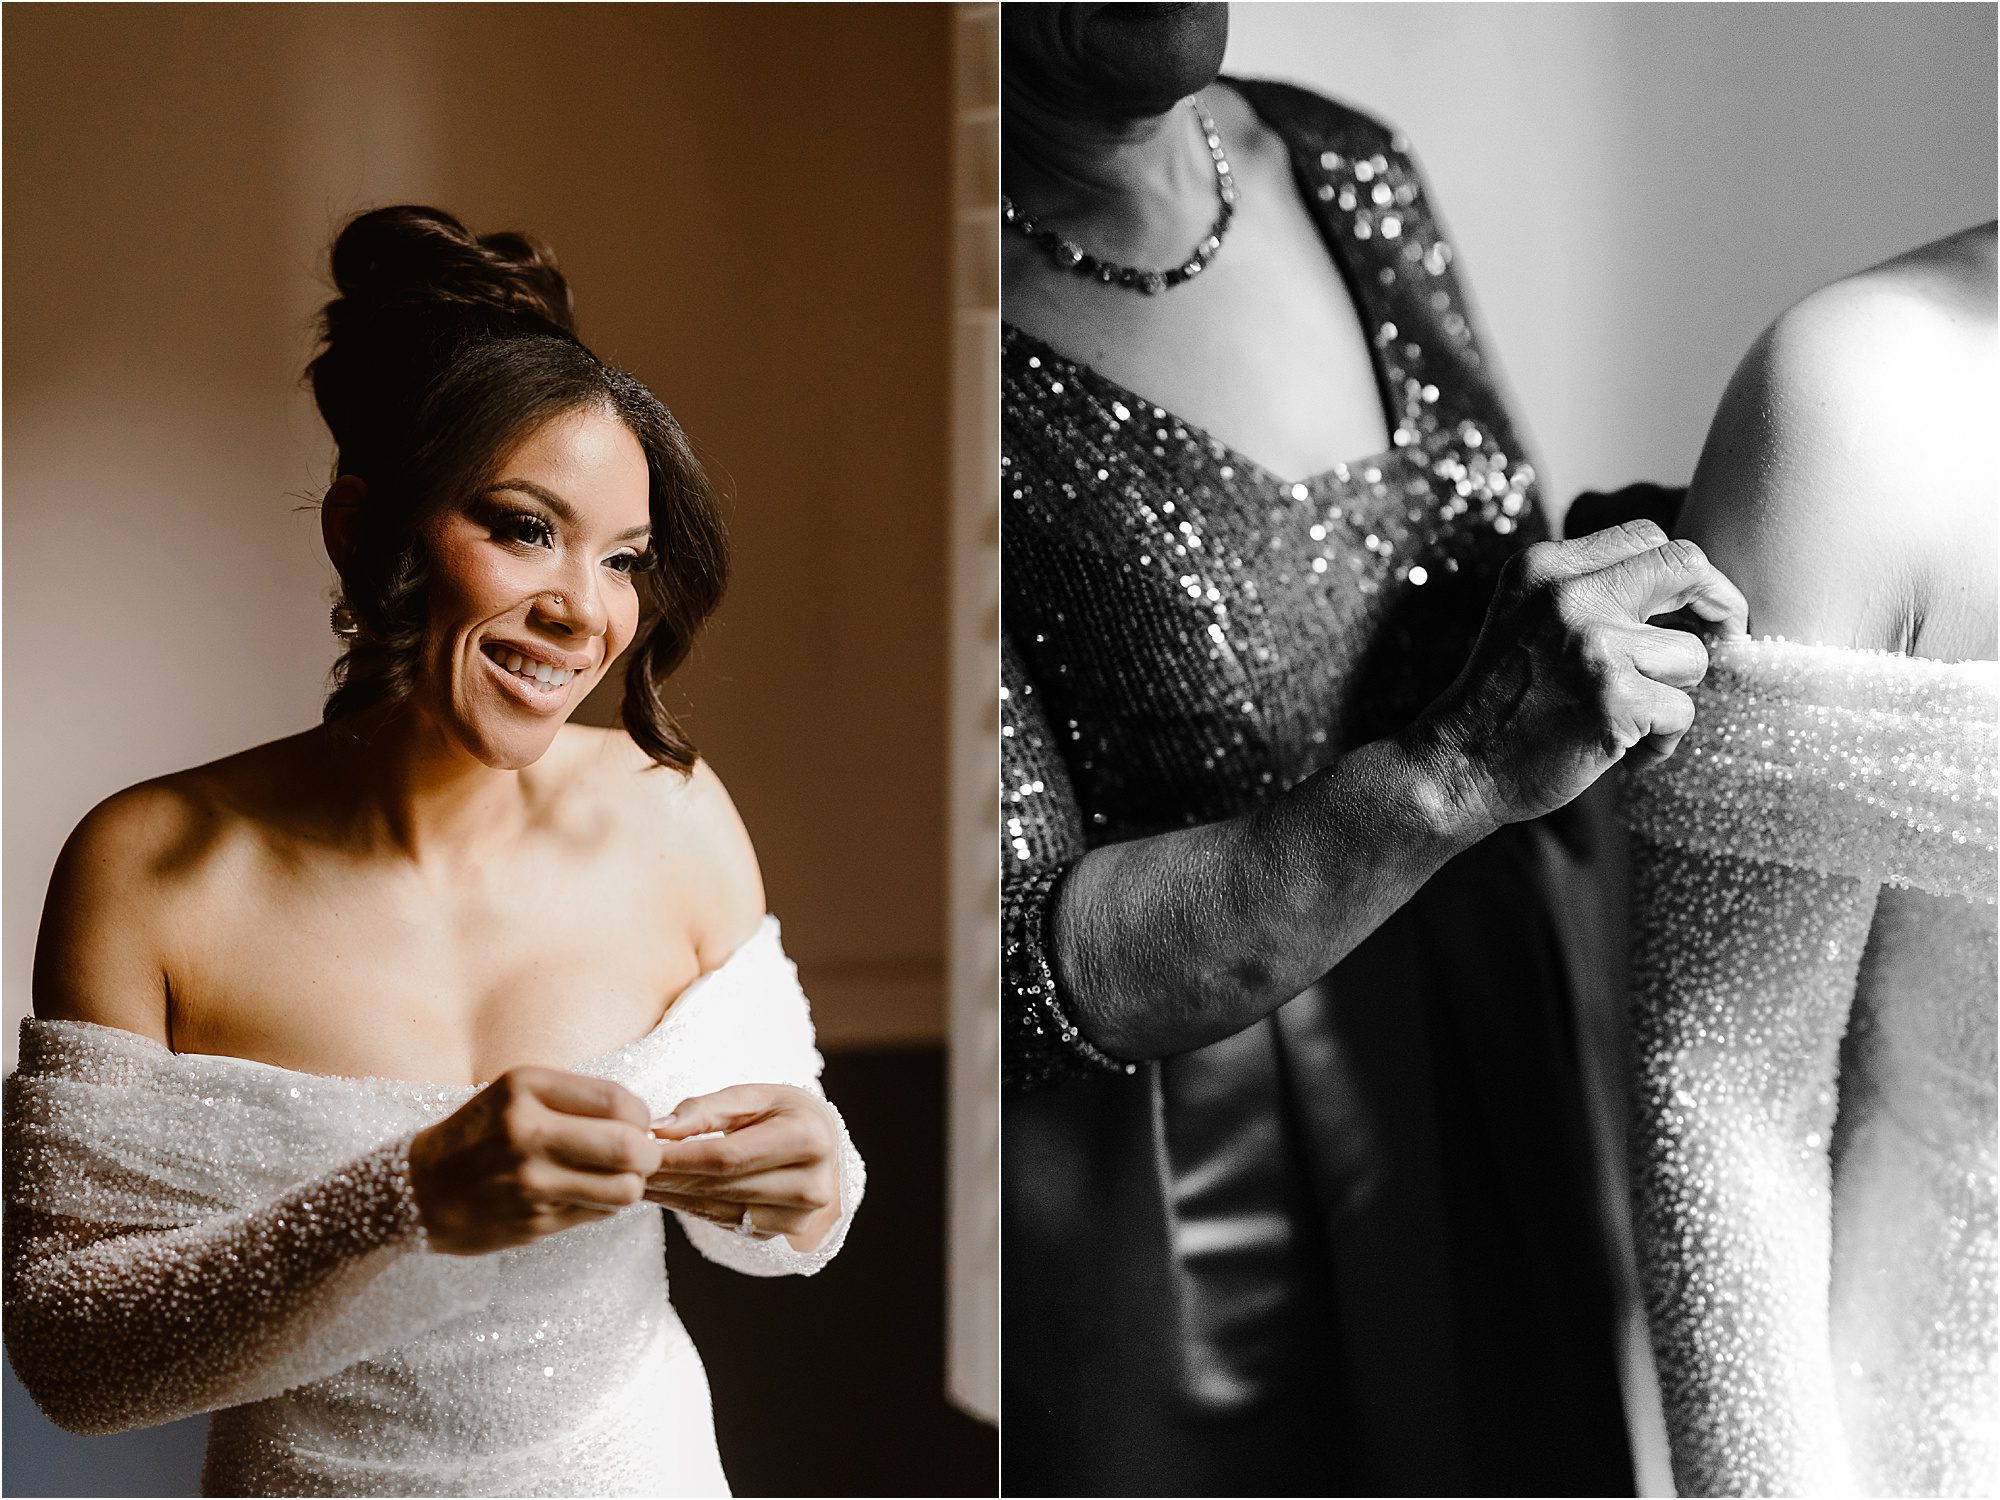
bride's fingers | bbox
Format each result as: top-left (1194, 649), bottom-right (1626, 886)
top-left (651, 1084), bottom-right (784, 1141)
top-left (521, 1159), bottom-right (649, 1212)
top-left (646, 1188), bottom-right (805, 1238)
top-left (645, 1165), bottom-right (819, 1207)
top-left (651, 1113), bottom-right (815, 1179)
top-left (526, 1201), bottom-right (624, 1238)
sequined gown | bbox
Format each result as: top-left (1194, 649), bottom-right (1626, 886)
top-left (1002, 80), bottom-right (1632, 1496)
top-left (3, 918), bottom-right (865, 1497)
top-left (1627, 641), bottom-right (1998, 1498)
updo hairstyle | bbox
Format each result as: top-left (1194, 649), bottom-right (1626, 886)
top-left (308, 205), bottom-right (726, 773)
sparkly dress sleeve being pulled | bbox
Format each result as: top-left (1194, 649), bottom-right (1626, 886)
top-left (1625, 638), bottom-right (1998, 1498)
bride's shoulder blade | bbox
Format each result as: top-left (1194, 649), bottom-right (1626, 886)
top-left (1680, 251), bottom-right (1995, 653)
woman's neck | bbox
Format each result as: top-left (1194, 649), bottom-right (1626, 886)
top-left (313, 709), bottom-right (540, 874)
top-left (1002, 83), bottom-right (1221, 266)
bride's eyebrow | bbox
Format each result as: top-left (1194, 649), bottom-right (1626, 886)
top-left (480, 479), bottom-right (651, 542)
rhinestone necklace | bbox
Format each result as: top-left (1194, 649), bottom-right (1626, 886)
top-left (1002, 95), bottom-right (1237, 296)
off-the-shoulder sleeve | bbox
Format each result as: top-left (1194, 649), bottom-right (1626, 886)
top-left (1001, 631), bottom-right (1135, 1093)
top-left (643, 924), bottom-right (865, 1277)
top-left (1625, 640), bottom-right (1997, 901)
top-left (3, 1024), bottom-right (499, 1436)
top-left (1623, 640), bottom-right (1997, 1496)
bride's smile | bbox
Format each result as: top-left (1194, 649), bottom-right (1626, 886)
top-left (412, 405), bottom-right (653, 768)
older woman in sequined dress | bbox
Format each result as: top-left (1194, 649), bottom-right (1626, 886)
top-left (999, 5), bottom-right (1747, 1493)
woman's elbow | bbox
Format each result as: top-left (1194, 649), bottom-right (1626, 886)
top-left (5, 1309), bottom-right (161, 1436)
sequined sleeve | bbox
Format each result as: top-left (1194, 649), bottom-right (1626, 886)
top-left (646, 925), bottom-right (866, 1277)
top-left (4, 1032), bottom-right (501, 1436)
top-left (1001, 632), bottom-right (1136, 1093)
top-left (1624, 640), bottom-right (1997, 1497)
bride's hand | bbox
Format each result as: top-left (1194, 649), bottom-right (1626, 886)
top-left (646, 1084), bottom-right (843, 1250)
top-left (407, 1068), bottom-right (663, 1256)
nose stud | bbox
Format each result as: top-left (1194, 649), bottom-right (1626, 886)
top-left (548, 592), bottom-right (566, 609)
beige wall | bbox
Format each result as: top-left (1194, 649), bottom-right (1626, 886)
top-left (1227, 1), bottom-right (1998, 511)
top-left (4, 3), bottom-right (954, 1064)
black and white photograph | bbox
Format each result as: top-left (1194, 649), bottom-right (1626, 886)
top-left (999, 4), bottom-right (1996, 1496)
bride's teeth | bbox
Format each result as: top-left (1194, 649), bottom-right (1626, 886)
top-left (505, 652), bottom-right (525, 673)
top-left (534, 663), bottom-right (554, 683)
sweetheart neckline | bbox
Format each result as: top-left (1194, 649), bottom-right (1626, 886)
top-left (22, 914), bottom-right (784, 1094)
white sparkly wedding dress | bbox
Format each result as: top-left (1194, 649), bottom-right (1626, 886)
top-left (1626, 639), bottom-right (1997, 1497)
top-left (3, 916), bottom-right (864, 1497)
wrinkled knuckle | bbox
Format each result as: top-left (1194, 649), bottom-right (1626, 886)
top-left (1513, 540), bottom-right (1561, 589)
top-left (1546, 576), bottom-right (1594, 628)
top-left (1577, 629), bottom-right (1622, 685)
top-left (1662, 536), bottom-right (1704, 572)
top-left (1618, 518), bottom-right (1667, 550)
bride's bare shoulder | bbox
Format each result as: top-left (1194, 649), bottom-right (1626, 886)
top-left (556, 725), bottom-right (767, 968)
top-left (1680, 223), bottom-right (1996, 650)
top-left (31, 735), bottom-right (315, 1039)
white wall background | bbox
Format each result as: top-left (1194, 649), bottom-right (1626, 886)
top-left (1227, 1), bottom-right (1998, 514)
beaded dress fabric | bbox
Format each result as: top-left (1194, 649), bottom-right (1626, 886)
top-left (1002, 79), bottom-right (1632, 1495)
top-left (1626, 640), bottom-right (1998, 1497)
top-left (4, 917), bottom-right (864, 1497)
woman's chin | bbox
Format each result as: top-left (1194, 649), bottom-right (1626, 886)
top-left (448, 712), bottom-right (567, 772)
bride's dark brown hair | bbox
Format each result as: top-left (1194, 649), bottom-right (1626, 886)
top-left (308, 204), bottom-right (727, 773)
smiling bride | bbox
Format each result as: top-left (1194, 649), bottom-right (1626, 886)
top-left (2, 205), bottom-right (864, 1497)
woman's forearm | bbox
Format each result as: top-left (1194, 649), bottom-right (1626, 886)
top-left (3, 1135), bottom-right (497, 1435)
top-left (1052, 725), bottom-right (1497, 1060)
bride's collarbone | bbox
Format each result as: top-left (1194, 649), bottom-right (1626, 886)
top-left (164, 848), bottom-right (701, 1085)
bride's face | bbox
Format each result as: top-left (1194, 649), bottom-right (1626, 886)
top-left (415, 404), bottom-right (653, 770)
